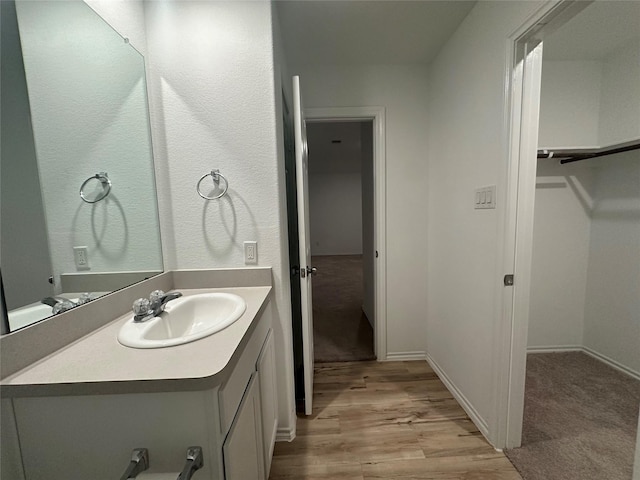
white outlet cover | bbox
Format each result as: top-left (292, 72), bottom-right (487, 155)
top-left (244, 241), bottom-right (257, 264)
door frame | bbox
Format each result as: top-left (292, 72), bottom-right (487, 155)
top-left (495, 0), bottom-right (593, 448)
top-left (305, 106), bottom-right (387, 360)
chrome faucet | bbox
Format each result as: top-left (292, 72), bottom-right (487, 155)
top-left (132, 290), bottom-right (183, 322)
top-left (41, 296), bottom-right (64, 308)
top-left (41, 293), bottom-right (94, 314)
top-left (119, 448), bottom-right (149, 480)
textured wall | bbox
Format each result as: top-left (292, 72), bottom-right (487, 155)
top-left (598, 40), bottom-right (640, 146)
top-left (427, 1), bottom-right (545, 442)
top-left (583, 155), bottom-right (640, 375)
top-left (144, 0), bottom-right (295, 434)
top-left (15, 1), bottom-right (161, 289)
top-left (292, 64), bottom-right (430, 357)
top-left (539, 41), bottom-right (640, 149)
top-left (538, 60), bottom-right (602, 149)
top-left (527, 161), bottom-right (593, 349)
top-left (309, 173), bottom-right (363, 256)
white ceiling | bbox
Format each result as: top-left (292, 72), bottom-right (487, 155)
top-left (276, 0), bottom-right (476, 66)
top-left (544, 1), bottom-right (640, 61)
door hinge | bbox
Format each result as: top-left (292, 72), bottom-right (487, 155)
top-left (504, 274), bottom-right (514, 286)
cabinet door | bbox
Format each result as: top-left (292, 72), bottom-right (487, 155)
top-left (257, 329), bottom-right (278, 476)
top-left (223, 372), bottom-right (265, 480)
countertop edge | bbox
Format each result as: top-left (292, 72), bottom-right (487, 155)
top-left (0, 286), bottom-right (272, 398)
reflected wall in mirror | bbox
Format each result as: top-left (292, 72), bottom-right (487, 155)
top-left (1, 0), bottom-right (163, 332)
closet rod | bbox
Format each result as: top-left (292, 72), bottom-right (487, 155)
top-left (537, 140), bottom-right (640, 164)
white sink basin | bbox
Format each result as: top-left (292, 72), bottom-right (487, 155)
top-left (117, 293), bottom-right (247, 349)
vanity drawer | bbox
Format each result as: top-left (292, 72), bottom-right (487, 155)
top-left (218, 307), bottom-right (271, 435)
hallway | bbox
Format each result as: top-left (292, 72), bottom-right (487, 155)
top-left (269, 361), bottom-right (521, 479)
top-left (312, 255), bottom-right (375, 363)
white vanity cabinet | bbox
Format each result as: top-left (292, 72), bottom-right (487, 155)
top-left (8, 298), bottom-right (277, 480)
top-left (257, 329), bottom-right (278, 475)
top-left (223, 372), bottom-right (264, 480)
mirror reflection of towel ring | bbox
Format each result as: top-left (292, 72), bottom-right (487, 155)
top-left (80, 172), bottom-right (112, 204)
top-left (196, 169), bottom-right (229, 200)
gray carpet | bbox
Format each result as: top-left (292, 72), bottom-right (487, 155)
top-left (505, 352), bottom-right (640, 480)
top-left (311, 255), bottom-right (375, 363)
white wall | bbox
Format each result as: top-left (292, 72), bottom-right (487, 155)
top-left (85, 0), bottom-right (148, 56)
top-left (308, 122), bottom-right (364, 256)
top-left (583, 154), bottom-right (640, 375)
top-left (528, 153), bottom-right (640, 379)
top-left (15, 0), bottom-right (161, 289)
top-left (309, 173), bottom-right (362, 255)
top-left (293, 64), bottom-right (430, 357)
top-left (539, 40), bottom-right (640, 149)
top-left (426, 1), bottom-right (545, 443)
top-left (538, 60), bottom-right (602, 149)
top-left (143, 0), bottom-right (295, 435)
top-left (527, 160), bottom-right (593, 350)
top-left (598, 40), bottom-right (640, 146)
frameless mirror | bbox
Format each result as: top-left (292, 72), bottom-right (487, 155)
top-left (1, 0), bottom-right (163, 332)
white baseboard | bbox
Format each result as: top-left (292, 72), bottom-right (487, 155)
top-left (527, 345), bottom-right (582, 353)
top-left (582, 347), bottom-right (640, 381)
top-left (425, 353), bottom-right (490, 442)
top-left (275, 410), bottom-right (297, 442)
top-left (527, 345), bottom-right (640, 381)
top-left (275, 427), bottom-right (295, 442)
top-left (384, 351), bottom-right (426, 361)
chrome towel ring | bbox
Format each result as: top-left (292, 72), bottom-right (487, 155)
top-left (196, 169), bottom-right (228, 200)
top-left (79, 172), bottom-right (112, 203)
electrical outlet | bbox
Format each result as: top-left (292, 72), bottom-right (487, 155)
top-left (244, 241), bottom-right (257, 264)
top-left (74, 246), bottom-right (90, 270)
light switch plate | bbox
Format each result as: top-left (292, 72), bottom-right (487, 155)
top-left (474, 185), bottom-right (496, 209)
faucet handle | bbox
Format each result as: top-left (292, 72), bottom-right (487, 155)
top-left (77, 292), bottom-right (93, 305)
top-left (149, 290), bottom-right (165, 309)
top-left (132, 298), bottom-right (151, 316)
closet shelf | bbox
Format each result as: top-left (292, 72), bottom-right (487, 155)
top-left (537, 139), bottom-right (640, 164)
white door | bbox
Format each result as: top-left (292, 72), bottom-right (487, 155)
top-left (292, 75), bottom-right (315, 415)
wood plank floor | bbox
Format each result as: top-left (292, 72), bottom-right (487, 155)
top-left (269, 361), bottom-right (522, 480)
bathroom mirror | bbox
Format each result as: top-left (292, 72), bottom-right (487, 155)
top-left (0, 0), bottom-right (163, 332)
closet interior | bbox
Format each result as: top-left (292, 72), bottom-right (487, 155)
top-left (505, 3), bottom-right (640, 480)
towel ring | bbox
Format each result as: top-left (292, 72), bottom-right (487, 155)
top-left (80, 172), bottom-right (112, 203)
top-left (196, 169), bottom-right (228, 200)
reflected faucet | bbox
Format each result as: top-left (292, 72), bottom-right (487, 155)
top-left (41, 296), bottom-right (63, 308)
top-left (132, 290), bottom-right (183, 322)
top-left (41, 293), bottom-right (94, 314)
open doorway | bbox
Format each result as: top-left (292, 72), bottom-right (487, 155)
top-left (502, 1), bottom-right (640, 478)
top-left (306, 120), bottom-right (375, 363)
top-left (283, 100), bottom-right (387, 411)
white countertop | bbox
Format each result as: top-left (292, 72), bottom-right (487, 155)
top-left (1, 286), bottom-right (271, 397)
